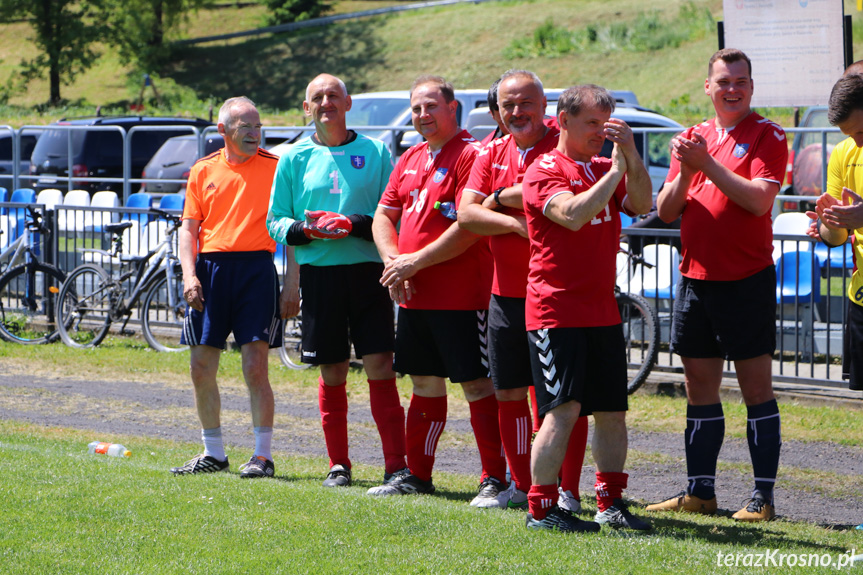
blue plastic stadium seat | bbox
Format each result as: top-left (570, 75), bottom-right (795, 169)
top-left (813, 241), bottom-right (855, 273)
top-left (776, 251), bottom-right (821, 304)
top-left (124, 192), bottom-right (154, 226)
top-left (159, 193), bottom-right (185, 212)
top-left (8, 188), bottom-right (35, 244)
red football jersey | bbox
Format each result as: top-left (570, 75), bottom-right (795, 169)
top-left (665, 112), bottom-right (787, 281)
top-left (379, 130), bottom-right (492, 310)
top-left (464, 127), bottom-right (559, 298)
top-left (523, 149), bottom-right (628, 329)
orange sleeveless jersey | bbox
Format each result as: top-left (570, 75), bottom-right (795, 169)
top-left (183, 148), bottom-right (278, 253)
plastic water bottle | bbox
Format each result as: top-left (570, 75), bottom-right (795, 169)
top-left (434, 201), bottom-right (457, 220)
top-left (88, 441), bottom-right (131, 458)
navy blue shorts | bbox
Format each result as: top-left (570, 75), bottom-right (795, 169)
top-left (488, 295), bottom-right (533, 390)
top-left (299, 262), bottom-right (394, 365)
top-left (394, 308), bottom-right (490, 383)
top-left (671, 265), bottom-right (776, 361)
top-left (181, 251), bottom-right (282, 349)
top-left (528, 325), bottom-right (628, 417)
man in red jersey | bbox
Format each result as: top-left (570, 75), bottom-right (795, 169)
top-left (171, 97), bottom-right (296, 479)
top-left (522, 84), bottom-right (653, 532)
top-left (458, 69), bottom-right (590, 512)
top-left (649, 49), bottom-right (787, 522)
top-left (368, 75), bottom-right (505, 499)
top-left (480, 78), bottom-right (508, 145)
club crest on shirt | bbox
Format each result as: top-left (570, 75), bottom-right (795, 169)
top-left (433, 168), bottom-right (448, 183)
top-left (733, 143), bottom-right (749, 158)
top-left (350, 155), bottom-right (365, 169)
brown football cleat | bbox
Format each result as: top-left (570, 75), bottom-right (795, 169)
top-left (732, 493), bottom-right (775, 522)
top-left (645, 491), bottom-right (717, 515)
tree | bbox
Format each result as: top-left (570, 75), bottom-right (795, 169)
top-left (263, 0), bottom-right (330, 27)
top-left (104, 0), bottom-right (214, 72)
top-left (0, 0), bottom-right (108, 105)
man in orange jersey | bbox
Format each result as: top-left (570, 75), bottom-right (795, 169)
top-left (171, 96), bottom-right (296, 479)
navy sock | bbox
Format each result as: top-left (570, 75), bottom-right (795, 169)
top-left (685, 403), bottom-right (725, 500)
top-left (746, 399), bottom-right (781, 504)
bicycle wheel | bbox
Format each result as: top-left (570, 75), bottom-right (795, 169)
top-left (279, 312), bottom-right (309, 370)
top-left (0, 262), bottom-right (66, 344)
top-left (57, 264), bottom-right (113, 349)
top-left (141, 269), bottom-right (188, 352)
top-left (616, 291), bottom-right (659, 394)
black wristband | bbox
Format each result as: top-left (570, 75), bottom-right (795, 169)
top-left (493, 186), bottom-right (505, 206)
top-left (346, 214), bottom-right (374, 242)
top-left (285, 220), bottom-right (313, 246)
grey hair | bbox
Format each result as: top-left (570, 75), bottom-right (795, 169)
top-left (557, 84), bottom-right (615, 117)
top-left (499, 69), bottom-right (544, 93)
top-left (218, 96), bottom-right (256, 129)
top-left (305, 75), bottom-right (348, 103)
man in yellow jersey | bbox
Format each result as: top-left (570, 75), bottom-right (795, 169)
top-left (808, 73), bottom-right (863, 394)
top-left (171, 96), bottom-right (296, 478)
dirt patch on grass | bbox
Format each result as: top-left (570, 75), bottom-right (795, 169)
top-left (1, 367), bottom-right (861, 526)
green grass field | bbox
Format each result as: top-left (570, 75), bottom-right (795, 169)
top-left (2, 419), bottom-right (862, 575)
top-left (2, 340), bottom-right (863, 573)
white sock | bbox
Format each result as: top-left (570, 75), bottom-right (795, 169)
top-left (202, 427), bottom-right (226, 461)
top-left (254, 426), bottom-right (273, 461)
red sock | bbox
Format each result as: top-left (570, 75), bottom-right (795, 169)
top-left (318, 376), bottom-right (350, 469)
top-left (405, 394), bottom-right (447, 482)
top-left (498, 398), bottom-right (532, 492)
top-left (527, 483), bottom-right (559, 520)
top-left (595, 471), bottom-right (628, 512)
top-left (368, 378), bottom-right (407, 474)
top-left (559, 416), bottom-right (588, 499)
top-left (468, 394), bottom-right (507, 482)
top-left (529, 385), bottom-right (541, 433)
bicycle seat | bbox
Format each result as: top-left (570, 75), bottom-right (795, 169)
top-left (105, 222), bottom-right (134, 235)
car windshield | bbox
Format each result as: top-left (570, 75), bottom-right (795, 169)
top-left (346, 97), bottom-right (411, 128)
top-left (150, 138), bottom-right (197, 169)
top-left (797, 109), bottom-right (845, 150)
top-left (32, 129), bottom-right (86, 159)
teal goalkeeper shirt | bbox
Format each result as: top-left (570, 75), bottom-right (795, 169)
top-left (267, 134), bottom-right (393, 266)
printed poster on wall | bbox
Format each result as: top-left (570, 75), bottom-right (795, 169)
top-left (723, 0), bottom-right (845, 107)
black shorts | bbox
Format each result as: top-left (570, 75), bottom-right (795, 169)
top-left (182, 251), bottom-right (282, 349)
top-left (299, 262), bottom-right (394, 366)
top-left (528, 325), bottom-right (628, 417)
top-left (394, 308), bottom-right (490, 383)
top-left (488, 295), bottom-right (533, 390)
top-left (843, 300), bottom-right (863, 390)
top-left (671, 265), bottom-right (776, 361)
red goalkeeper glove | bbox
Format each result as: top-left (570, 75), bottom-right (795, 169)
top-left (303, 210), bottom-right (353, 240)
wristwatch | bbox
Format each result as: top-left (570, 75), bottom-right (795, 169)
top-left (493, 186), bottom-right (505, 206)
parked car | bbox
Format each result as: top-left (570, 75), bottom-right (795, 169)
top-left (0, 130), bottom-right (39, 192)
top-left (781, 106), bottom-right (844, 213)
top-left (140, 133), bottom-right (224, 196)
top-left (344, 90), bottom-right (488, 157)
top-left (465, 103), bottom-right (682, 196)
top-left (28, 116), bottom-right (213, 194)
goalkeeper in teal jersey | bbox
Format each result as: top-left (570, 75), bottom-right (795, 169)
top-left (267, 74), bottom-right (407, 489)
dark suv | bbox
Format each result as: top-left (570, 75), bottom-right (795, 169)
top-left (0, 130), bottom-right (40, 191)
top-left (28, 116), bottom-right (213, 194)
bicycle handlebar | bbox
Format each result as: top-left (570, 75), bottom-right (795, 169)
top-left (25, 205), bottom-right (50, 235)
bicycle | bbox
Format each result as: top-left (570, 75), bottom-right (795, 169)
top-left (56, 208), bottom-right (187, 352)
top-left (616, 248), bottom-right (660, 394)
top-left (280, 308), bottom-right (309, 370)
top-left (278, 298), bottom-right (399, 371)
top-left (0, 205), bottom-right (67, 344)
